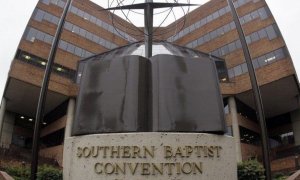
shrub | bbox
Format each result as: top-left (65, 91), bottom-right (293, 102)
top-left (238, 159), bottom-right (265, 180)
top-left (37, 164), bottom-right (62, 180)
top-left (5, 165), bottom-right (30, 180)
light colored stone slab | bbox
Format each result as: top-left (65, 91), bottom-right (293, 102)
top-left (63, 133), bottom-right (237, 180)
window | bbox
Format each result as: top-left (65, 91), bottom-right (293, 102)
top-left (59, 40), bottom-right (68, 50)
top-left (74, 47), bottom-right (82, 57)
top-left (228, 69), bottom-right (234, 78)
top-left (252, 59), bottom-right (259, 69)
top-left (223, 24), bottom-right (230, 33)
top-left (44, 13), bottom-right (52, 22)
top-left (274, 49), bottom-right (285, 60)
top-left (90, 16), bottom-right (97, 24)
top-left (212, 11), bottom-right (219, 19)
top-left (257, 56), bottom-right (267, 67)
top-left (258, 8), bottom-right (268, 20)
top-left (72, 25), bottom-right (80, 34)
top-left (250, 32), bottom-right (259, 42)
top-left (228, 42), bottom-right (236, 52)
top-left (197, 37), bottom-right (204, 46)
top-left (207, 15), bottom-right (213, 22)
top-left (70, 6), bottom-right (78, 14)
top-left (83, 12), bottom-right (90, 20)
top-left (210, 30), bottom-right (217, 40)
top-left (217, 28), bottom-right (224, 36)
top-left (36, 31), bottom-right (45, 41)
top-left (219, 8), bottom-right (226, 16)
top-left (251, 10), bottom-right (259, 19)
top-left (258, 29), bottom-right (267, 39)
top-left (229, 22), bottom-right (236, 29)
top-left (44, 34), bottom-right (53, 44)
top-left (66, 43), bottom-right (75, 53)
top-left (77, 9), bottom-right (84, 17)
top-left (266, 25), bottom-right (277, 40)
top-left (64, 22), bottom-right (73, 31)
top-left (245, 36), bottom-right (251, 44)
top-left (79, 28), bottom-right (86, 37)
top-left (241, 63), bottom-right (248, 73)
top-left (86, 32), bottom-right (93, 41)
top-left (34, 10), bottom-right (44, 21)
top-left (233, 65), bottom-right (242, 76)
top-left (235, 40), bottom-right (242, 49)
top-left (203, 34), bottom-right (210, 42)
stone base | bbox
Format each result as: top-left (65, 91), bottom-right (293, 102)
top-left (63, 133), bottom-right (237, 180)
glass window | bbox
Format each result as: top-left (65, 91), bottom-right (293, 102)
top-left (44, 34), bottom-right (53, 44)
top-left (230, 21), bottom-right (236, 29)
top-left (217, 28), bottom-right (224, 36)
top-left (34, 10), bottom-right (44, 21)
top-left (265, 52), bottom-right (276, 63)
top-left (241, 63), bottom-right (248, 73)
top-left (210, 30), bottom-right (217, 40)
top-left (190, 24), bottom-right (195, 32)
top-left (44, 13), bottom-right (52, 22)
top-left (207, 15), bottom-right (213, 22)
top-left (96, 19), bottom-right (102, 26)
top-left (228, 68), bottom-right (234, 78)
top-left (252, 59), bottom-right (259, 69)
top-left (233, 65), bottom-right (242, 76)
top-left (212, 11), bottom-right (219, 19)
top-left (203, 34), bottom-right (210, 42)
top-left (274, 48), bottom-right (285, 60)
top-left (223, 24), bottom-right (230, 33)
top-left (244, 14), bottom-right (252, 23)
top-left (245, 36), bottom-right (251, 44)
top-left (51, 17), bottom-right (59, 24)
top-left (77, 9), bottom-right (84, 17)
top-left (257, 56), bottom-right (267, 67)
top-left (70, 6), bottom-right (78, 14)
top-left (90, 16), bottom-right (97, 24)
top-left (26, 28), bottom-right (37, 42)
top-left (79, 28), bottom-right (86, 37)
top-left (74, 47), bottom-right (82, 57)
top-left (36, 31), bottom-right (45, 41)
top-left (219, 8), bottom-right (226, 16)
top-left (258, 29), bottom-right (267, 39)
top-left (251, 10), bottom-right (259, 19)
top-left (250, 32), bottom-right (259, 42)
top-left (59, 40), bottom-right (68, 50)
top-left (266, 25), bottom-right (277, 40)
top-left (58, 1), bottom-right (65, 8)
top-left (86, 32), bottom-right (93, 41)
top-left (72, 25), bottom-right (80, 34)
top-left (235, 40), bottom-right (242, 49)
top-left (197, 37), bottom-right (204, 46)
top-left (239, 17), bottom-right (246, 24)
top-left (192, 40), bottom-right (197, 48)
top-left (220, 45), bottom-right (229, 56)
top-left (195, 21), bottom-right (201, 29)
top-left (228, 42), bottom-right (236, 52)
top-left (66, 43), bottom-right (75, 53)
top-left (92, 35), bottom-right (100, 43)
top-left (64, 22), bottom-right (73, 31)
top-left (83, 12), bottom-right (90, 20)
top-left (258, 8), bottom-right (268, 20)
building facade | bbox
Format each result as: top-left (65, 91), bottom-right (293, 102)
top-left (0, 0), bottom-right (299, 174)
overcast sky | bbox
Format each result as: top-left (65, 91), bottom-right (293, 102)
top-left (0, 0), bottom-right (299, 99)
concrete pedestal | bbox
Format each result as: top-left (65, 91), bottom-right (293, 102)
top-left (63, 133), bottom-right (237, 180)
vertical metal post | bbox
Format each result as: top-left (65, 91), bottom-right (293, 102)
top-left (30, 0), bottom-right (73, 179)
top-left (144, 0), bottom-right (153, 58)
top-left (227, 0), bottom-right (271, 179)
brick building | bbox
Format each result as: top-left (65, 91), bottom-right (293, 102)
top-left (0, 0), bottom-right (299, 174)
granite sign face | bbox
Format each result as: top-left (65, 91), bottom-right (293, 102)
top-left (63, 133), bottom-right (237, 180)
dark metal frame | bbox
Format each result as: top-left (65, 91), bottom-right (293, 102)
top-left (30, 0), bottom-right (73, 179)
top-left (227, 0), bottom-right (271, 179)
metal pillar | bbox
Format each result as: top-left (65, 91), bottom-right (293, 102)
top-left (64, 98), bottom-right (76, 139)
top-left (144, 0), bottom-right (153, 58)
top-left (227, 0), bottom-right (271, 179)
top-left (30, 0), bottom-right (73, 179)
top-left (228, 97), bottom-right (242, 162)
top-left (0, 98), bottom-right (7, 142)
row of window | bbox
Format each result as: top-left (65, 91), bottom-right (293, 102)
top-left (186, 7), bottom-right (270, 49)
top-left (68, 5), bottom-right (136, 42)
top-left (210, 24), bottom-right (279, 57)
top-left (41, 0), bottom-right (66, 8)
top-left (24, 27), bottom-right (94, 58)
top-left (33, 8), bottom-right (118, 50)
top-left (16, 49), bottom-right (76, 79)
top-left (40, 0), bottom-right (136, 42)
top-left (228, 47), bottom-right (287, 78)
top-left (168, 0), bottom-right (260, 42)
top-left (64, 22), bottom-right (118, 50)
